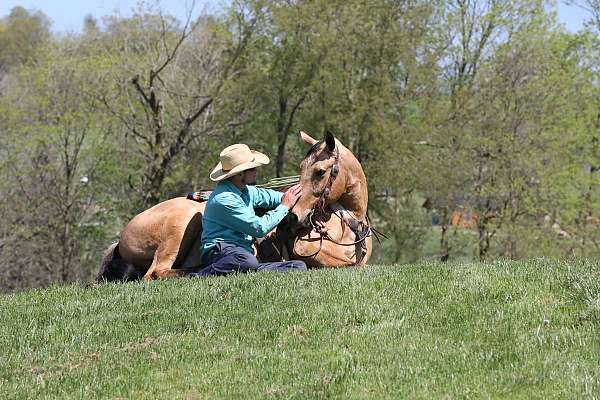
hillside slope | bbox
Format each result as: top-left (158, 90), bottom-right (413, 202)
top-left (1, 260), bottom-right (599, 399)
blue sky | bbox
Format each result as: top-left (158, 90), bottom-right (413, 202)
top-left (0, 1), bottom-right (216, 32)
top-left (0, 1), bottom-right (592, 33)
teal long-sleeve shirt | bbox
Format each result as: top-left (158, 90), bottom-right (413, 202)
top-left (201, 180), bottom-right (290, 255)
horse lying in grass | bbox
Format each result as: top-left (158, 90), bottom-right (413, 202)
top-left (96, 131), bottom-right (374, 282)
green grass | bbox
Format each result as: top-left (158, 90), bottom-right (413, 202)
top-left (1, 260), bottom-right (600, 399)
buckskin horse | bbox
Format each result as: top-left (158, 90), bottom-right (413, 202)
top-left (268, 130), bottom-right (373, 267)
top-left (96, 130), bottom-right (374, 282)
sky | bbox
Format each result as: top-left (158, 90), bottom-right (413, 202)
top-left (0, 0), bottom-right (217, 32)
top-left (0, 0), bottom-right (592, 33)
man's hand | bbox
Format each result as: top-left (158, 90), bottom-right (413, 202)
top-left (281, 184), bottom-right (302, 209)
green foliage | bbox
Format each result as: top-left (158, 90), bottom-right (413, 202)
top-left (0, 37), bottom-right (127, 290)
top-left (2, 1), bottom-right (600, 290)
top-left (0, 6), bottom-right (50, 71)
top-left (1, 261), bottom-right (600, 398)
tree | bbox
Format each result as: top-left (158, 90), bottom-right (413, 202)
top-left (0, 38), bottom-right (121, 291)
top-left (0, 6), bottom-right (50, 72)
top-left (414, 0), bottom-right (516, 261)
top-left (99, 4), bottom-right (256, 208)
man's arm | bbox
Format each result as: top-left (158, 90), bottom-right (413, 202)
top-left (250, 186), bottom-right (284, 209)
top-left (214, 192), bottom-right (289, 238)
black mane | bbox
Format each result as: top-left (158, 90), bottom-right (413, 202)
top-left (305, 140), bottom-right (324, 158)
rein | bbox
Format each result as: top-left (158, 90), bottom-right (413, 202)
top-left (292, 205), bottom-right (373, 262)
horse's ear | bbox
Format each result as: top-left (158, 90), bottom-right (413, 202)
top-left (300, 131), bottom-right (318, 146)
top-left (325, 130), bottom-right (336, 152)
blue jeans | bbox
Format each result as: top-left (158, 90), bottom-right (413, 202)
top-left (189, 242), bottom-right (307, 277)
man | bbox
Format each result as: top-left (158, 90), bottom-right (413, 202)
top-left (190, 143), bottom-right (307, 277)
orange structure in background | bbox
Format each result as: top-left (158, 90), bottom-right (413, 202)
top-left (450, 208), bottom-right (478, 229)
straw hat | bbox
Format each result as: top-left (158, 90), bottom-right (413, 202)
top-left (209, 144), bottom-right (270, 182)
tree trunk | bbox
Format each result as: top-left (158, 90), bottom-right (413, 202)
top-left (440, 207), bottom-right (450, 262)
top-left (276, 96), bottom-right (288, 177)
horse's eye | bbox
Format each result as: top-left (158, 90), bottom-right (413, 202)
top-left (314, 169), bottom-right (326, 178)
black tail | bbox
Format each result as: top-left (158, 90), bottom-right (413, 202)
top-left (96, 242), bottom-right (142, 283)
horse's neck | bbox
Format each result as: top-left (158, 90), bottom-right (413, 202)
top-left (336, 153), bottom-right (368, 220)
top-left (338, 181), bottom-right (367, 219)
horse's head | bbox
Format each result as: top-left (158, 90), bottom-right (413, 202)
top-left (290, 130), bottom-right (368, 226)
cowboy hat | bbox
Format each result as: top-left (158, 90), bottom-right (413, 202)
top-left (209, 144), bottom-right (270, 182)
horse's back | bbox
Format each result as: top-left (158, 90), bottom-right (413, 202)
top-left (119, 197), bottom-right (206, 268)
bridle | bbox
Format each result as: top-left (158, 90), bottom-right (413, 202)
top-left (313, 147), bottom-right (340, 214)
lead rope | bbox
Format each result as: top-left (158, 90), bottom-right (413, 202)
top-left (291, 207), bottom-right (373, 262)
top-left (291, 210), bottom-right (325, 258)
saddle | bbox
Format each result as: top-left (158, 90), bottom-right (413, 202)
top-left (186, 191), bottom-right (212, 202)
top-left (329, 203), bottom-right (371, 265)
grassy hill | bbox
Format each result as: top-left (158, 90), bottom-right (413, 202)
top-left (1, 260), bottom-right (600, 399)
